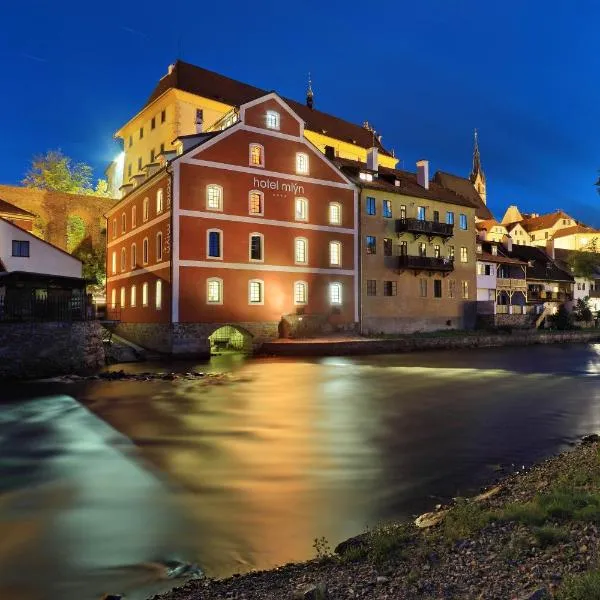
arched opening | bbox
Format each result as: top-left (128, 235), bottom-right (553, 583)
top-left (208, 325), bottom-right (253, 354)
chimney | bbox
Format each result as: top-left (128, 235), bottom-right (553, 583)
top-left (195, 108), bottom-right (203, 134)
top-left (167, 63), bottom-right (175, 75)
top-left (503, 234), bottom-right (513, 252)
top-left (366, 147), bottom-right (378, 172)
top-left (416, 160), bottom-right (429, 190)
top-left (546, 239), bottom-right (555, 259)
top-left (324, 145), bottom-right (335, 160)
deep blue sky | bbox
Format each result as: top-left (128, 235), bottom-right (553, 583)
top-left (1, 1), bottom-right (599, 223)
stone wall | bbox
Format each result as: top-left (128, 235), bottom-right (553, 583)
top-left (477, 314), bottom-right (532, 329)
top-left (0, 321), bottom-right (105, 379)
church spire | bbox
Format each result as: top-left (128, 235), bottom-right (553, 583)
top-left (469, 129), bottom-right (487, 205)
top-left (306, 72), bottom-right (314, 110)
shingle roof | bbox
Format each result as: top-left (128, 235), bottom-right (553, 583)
top-left (432, 171), bottom-right (494, 220)
top-left (478, 250), bottom-right (527, 265)
top-left (520, 211), bottom-right (571, 232)
top-left (505, 244), bottom-right (574, 282)
top-left (0, 198), bottom-right (35, 218)
top-left (551, 225), bottom-right (600, 239)
top-left (144, 60), bottom-right (394, 157)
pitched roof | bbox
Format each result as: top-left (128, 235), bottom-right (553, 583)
top-left (0, 198), bottom-right (35, 218)
top-left (504, 244), bottom-right (574, 282)
top-left (551, 225), bottom-right (600, 239)
top-left (432, 171), bottom-right (494, 220)
top-left (142, 60), bottom-right (394, 157)
top-left (520, 211), bottom-right (571, 232)
top-left (333, 158), bottom-right (478, 210)
top-left (478, 250), bottom-right (527, 265)
top-left (476, 219), bottom-right (505, 231)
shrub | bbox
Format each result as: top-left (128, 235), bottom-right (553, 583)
top-left (531, 525), bottom-right (568, 548)
top-left (556, 570), bottom-right (600, 600)
top-left (442, 499), bottom-right (495, 542)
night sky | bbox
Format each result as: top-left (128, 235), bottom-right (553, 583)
top-left (1, 1), bottom-right (599, 223)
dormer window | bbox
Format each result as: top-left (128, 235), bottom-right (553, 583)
top-left (491, 245), bottom-right (498, 256)
top-left (249, 144), bottom-right (264, 167)
top-left (476, 243), bottom-right (482, 254)
top-left (266, 110), bottom-right (280, 130)
top-left (359, 172), bottom-right (373, 182)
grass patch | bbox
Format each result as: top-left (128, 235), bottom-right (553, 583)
top-left (531, 525), bottom-right (569, 548)
top-left (338, 524), bottom-right (412, 566)
top-left (556, 570), bottom-right (600, 600)
top-left (441, 498), bottom-right (495, 542)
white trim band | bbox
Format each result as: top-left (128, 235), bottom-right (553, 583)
top-left (107, 261), bottom-right (170, 282)
top-left (179, 260), bottom-right (355, 276)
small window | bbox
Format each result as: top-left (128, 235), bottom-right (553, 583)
top-left (417, 206), bottom-right (426, 221)
top-left (249, 279), bottom-right (264, 305)
top-left (296, 152), bottom-right (309, 175)
top-left (399, 205), bottom-right (407, 219)
top-left (250, 233), bottom-right (264, 262)
top-left (143, 238), bottom-right (149, 264)
top-left (295, 237), bottom-right (308, 264)
top-left (329, 202), bottom-right (342, 225)
top-left (249, 190), bottom-right (264, 215)
top-left (111, 288), bottom-right (116, 309)
top-left (120, 247), bottom-right (126, 272)
top-left (545, 231), bottom-right (549, 240)
top-left (207, 278), bottom-right (223, 304)
top-left (142, 282), bottom-right (149, 306)
top-left (383, 199), bottom-right (392, 218)
top-left (419, 278), bottom-right (427, 297)
top-left (139, 127), bottom-right (144, 139)
top-left (207, 229), bottom-right (222, 259)
top-left (366, 197), bottom-right (376, 215)
top-left (418, 242), bottom-right (426, 257)
top-left (143, 198), bottom-right (149, 222)
top-left (295, 197), bottom-right (308, 221)
top-left (112, 218), bottom-right (117, 238)
top-left (161, 109), bottom-right (166, 123)
top-left (131, 205), bottom-right (137, 228)
top-left (121, 213), bottom-right (126, 233)
top-left (155, 280), bottom-right (162, 310)
top-left (491, 245), bottom-right (498, 256)
top-left (365, 236), bottom-right (376, 255)
top-left (128, 135), bottom-right (133, 148)
top-left (156, 189), bottom-right (164, 214)
top-left (383, 238), bottom-right (392, 257)
top-left (449, 246), bottom-right (455, 259)
top-left (150, 149), bottom-right (155, 163)
top-left (130, 285), bottom-right (137, 307)
top-left (120, 287), bottom-right (126, 309)
top-left (160, 142), bottom-right (165, 154)
top-left (137, 157), bottom-right (142, 171)
top-left (399, 241), bottom-right (408, 256)
top-left (366, 280), bottom-right (377, 296)
top-left (434, 244), bottom-right (441, 258)
top-left (462, 280), bottom-right (469, 299)
top-left (433, 210), bottom-right (440, 223)
top-left (448, 279), bottom-right (456, 299)
top-left (156, 232), bottom-right (163, 262)
top-left (131, 243), bottom-right (137, 269)
top-left (434, 279), bottom-right (442, 298)
top-left (111, 251), bottom-right (116, 274)
top-left (460, 247), bottom-right (468, 263)
top-left (266, 110), bottom-right (280, 130)
top-left (329, 282), bottom-right (342, 305)
top-left (294, 281), bottom-right (308, 305)
top-left (127, 164), bottom-right (132, 178)
top-left (329, 241), bottom-right (342, 266)
top-left (206, 184), bottom-right (223, 211)
top-left (459, 214), bottom-right (468, 230)
top-left (11, 240), bottom-right (30, 257)
top-left (151, 116), bottom-right (156, 130)
top-left (249, 143), bottom-right (264, 167)
top-left (383, 281), bottom-right (397, 296)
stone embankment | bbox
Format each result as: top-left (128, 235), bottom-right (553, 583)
top-left (150, 437), bottom-right (600, 600)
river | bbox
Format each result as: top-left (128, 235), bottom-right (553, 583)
top-left (3, 344), bottom-right (600, 600)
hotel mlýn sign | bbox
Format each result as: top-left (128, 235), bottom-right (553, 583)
top-left (253, 177), bottom-right (305, 196)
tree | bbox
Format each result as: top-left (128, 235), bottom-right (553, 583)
top-left (22, 149), bottom-right (111, 197)
top-left (574, 297), bottom-right (593, 322)
top-left (567, 241), bottom-right (600, 279)
top-left (74, 246), bottom-right (106, 287)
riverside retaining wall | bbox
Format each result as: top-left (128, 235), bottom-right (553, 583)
top-left (0, 321), bottom-right (105, 379)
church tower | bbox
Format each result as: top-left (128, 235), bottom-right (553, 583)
top-left (469, 129), bottom-right (487, 205)
top-left (306, 73), bottom-right (314, 109)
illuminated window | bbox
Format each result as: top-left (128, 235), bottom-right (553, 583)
top-left (131, 243), bottom-right (137, 268)
top-left (383, 199), bottom-right (392, 218)
top-left (156, 189), bottom-right (164, 214)
top-left (142, 282), bottom-right (149, 306)
top-left (296, 152), bottom-right (309, 174)
top-left (266, 110), bottom-right (280, 130)
top-left (112, 218), bottom-right (117, 238)
top-left (294, 281), bottom-right (308, 305)
top-left (111, 251), bottom-right (116, 275)
top-left (462, 280), bottom-right (469, 299)
top-left (400, 205), bottom-right (407, 219)
top-left (250, 233), bottom-right (264, 262)
top-left (365, 236), bottom-right (376, 254)
top-left (120, 248), bottom-right (126, 272)
top-left (434, 244), bottom-right (441, 258)
top-left (329, 241), bottom-right (342, 266)
top-left (449, 246), bottom-right (455, 260)
top-left (329, 202), bottom-right (341, 225)
top-left (131, 205), bottom-right (137, 228)
top-left (121, 213), bottom-right (126, 233)
top-left (207, 278), bottom-right (223, 304)
top-left (130, 285), bottom-right (137, 307)
top-left (295, 197), bottom-right (308, 221)
top-left (143, 197), bottom-right (149, 222)
top-left (417, 206), bottom-right (426, 220)
top-left (120, 286), bottom-right (126, 309)
top-left (419, 242), bottom-right (427, 257)
top-left (143, 238), bottom-right (149, 265)
top-left (460, 247), bottom-right (468, 263)
top-left (249, 144), bottom-right (264, 167)
top-left (295, 237), bottom-right (308, 264)
top-left (446, 211), bottom-right (454, 225)
top-left (206, 184), bottom-right (223, 211)
top-left (329, 282), bottom-right (342, 305)
top-left (155, 280), bottom-right (162, 310)
top-left (249, 190), bottom-right (264, 215)
top-left (207, 229), bottom-right (222, 259)
top-left (111, 288), bottom-right (116, 309)
top-left (156, 232), bottom-right (163, 262)
top-left (248, 279), bottom-right (264, 305)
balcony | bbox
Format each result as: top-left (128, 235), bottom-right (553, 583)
top-left (395, 218), bottom-right (454, 240)
top-left (397, 255), bottom-right (455, 273)
top-left (496, 277), bottom-right (528, 292)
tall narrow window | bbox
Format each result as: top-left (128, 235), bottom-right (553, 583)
top-left (138, 157), bottom-right (142, 171)
top-left (295, 237), bottom-right (308, 264)
top-left (207, 229), bottom-right (222, 259)
top-left (449, 245), bottom-right (455, 260)
top-left (155, 280), bottom-right (162, 310)
top-left (462, 281), bottom-right (469, 299)
top-left (294, 281), bottom-right (308, 305)
top-left (250, 233), bottom-right (264, 262)
top-left (142, 282), bottom-right (149, 306)
top-left (206, 184), bottom-right (223, 211)
top-left (296, 152), bottom-right (309, 174)
top-left (434, 244), bottom-right (441, 258)
top-left (131, 205), bottom-right (137, 228)
top-left (419, 278), bottom-right (427, 297)
top-left (120, 287), bottom-right (126, 309)
top-left (329, 282), bottom-right (342, 305)
top-left (383, 199), bottom-right (392, 218)
top-left (329, 241), bottom-right (342, 266)
top-left (295, 197), bottom-right (308, 221)
top-left (150, 149), bottom-right (155, 163)
top-left (121, 213), bottom-right (126, 233)
top-left (460, 247), bottom-right (468, 263)
top-left (419, 242), bottom-right (427, 257)
top-left (433, 210), bottom-right (440, 223)
top-left (139, 126), bottom-right (144, 139)
top-left (111, 288), bottom-right (116, 309)
top-left (130, 285), bottom-right (137, 307)
top-left (143, 238), bottom-right (149, 265)
top-left (383, 238), bottom-right (392, 256)
top-left (151, 116), bottom-right (156, 130)
top-left (131, 243), bottom-right (137, 269)
top-left (120, 247), bottom-right (127, 272)
top-left (248, 279), bottom-right (264, 305)
top-left (434, 279), bottom-right (442, 298)
top-left (329, 202), bottom-right (342, 225)
top-left (249, 144), bottom-right (264, 167)
top-left (399, 241), bottom-right (408, 255)
top-left (446, 211), bottom-right (454, 225)
top-left (366, 236), bottom-right (376, 254)
top-left (143, 198), bottom-right (149, 222)
top-left (417, 206), bottom-right (426, 220)
top-left (459, 214), bottom-right (468, 230)
top-left (207, 278), bottom-right (223, 304)
top-left (266, 110), bottom-right (280, 130)
top-left (156, 232), bottom-right (163, 262)
top-left (448, 279), bottom-right (457, 299)
top-left (249, 190), bottom-right (264, 215)
top-left (400, 205), bottom-right (407, 219)
top-left (112, 218), bottom-right (117, 238)
top-left (161, 109), bottom-right (166, 123)
top-left (366, 197), bottom-right (376, 215)
top-left (156, 189), bottom-right (164, 214)
top-left (111, 251), bottom-right (116, 275)
top-left (367, 280), bottom-right (377, 296)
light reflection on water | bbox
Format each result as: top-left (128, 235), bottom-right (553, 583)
top-left (4, 345), bottom-right (600, 599)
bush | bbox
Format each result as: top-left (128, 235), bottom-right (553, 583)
top-left (557, 570), bottom-right (600, 600)
top-left (442, 499), bottom-right (495, 542)
top-left (531, 525), bottom-right (568, 548)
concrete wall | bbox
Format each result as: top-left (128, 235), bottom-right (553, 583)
top-left (0, 321), bottom-right (104, 379)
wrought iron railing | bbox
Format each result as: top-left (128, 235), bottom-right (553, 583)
top-left (0, 293), bottom-right (90, 322)
top-left (395, 218), bottom-right (454, 237)
top-left (397, 255), bottom-right (455, 271)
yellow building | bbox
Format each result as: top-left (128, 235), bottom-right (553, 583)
top-left (552, 225), bottom-right (600, 251)
top-left (505, 221), bottom-right (530, 245)
top-left (109, 61), bottom-right (397, 194)
top-left (476, 219), bottom-right (508, 242)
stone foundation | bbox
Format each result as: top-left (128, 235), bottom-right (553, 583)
top-left (0, 321), bottom-right (105, 379)
top-left (361, 315), bottom-right (471, 335)
top-left (477, 314), bottom-right (532, 329)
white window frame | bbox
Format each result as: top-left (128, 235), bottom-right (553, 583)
top-left (206, 228), bottom-right (223, 260)
top-left (206, 184), bottom-right (223, 212)
top-left (249, 143), bottom-right (265, 168)
top-left (143, 197), bottom-right (149, 222)
top-left (120, 247), bottom-right (126, 272)
top-left (329, 202), bottom-right (342, 225)
top-left (131, 205), bottom-right (137, 228)
top-left (248, 279), bottom-right (264, 305)
top-left (294, 237), bottom-right (308, 265)
top-left (130, 285), bottom-right (137, 307)
top-left (295, 197), bottom-right (308, 222)
top-left (121, 213), bottom-right (126, 234)
top-left (143, 237), bottom-right (149, 265)
top-left (294, 281), bottom-right (308, 305)
top-left (111, 251), bottom-right (116, 275)
top-left (156, 188), bottom-right (164, 214)
top-left (155, 280), bottom-right (162, 310)
top-left (120, 286), bottom-right (126, 309)
top-left (112, 218), bottom-right (117, 239)
top-left (329, 282), bottom-right (342, 305)
top-left (156, 231), bottom-right (163, 262)
top-left (131, 242), bottom-right (137, 269)
top-left (207, 277), bottom-right (223, 305)
top-left (266, 110), bottom-right (280, 130)
top-left (329, 240), bottom-right (342, 267)
top-left (249, 232), bottom-right (264, 263)
top-left (111, 288), bottom-right (116, 309)
top-left (248, 189), bottom-right (264, 216)
top-left (296, 152), bottom-right (309, 175)
top-left (142, 282), bottom-right (149, 307)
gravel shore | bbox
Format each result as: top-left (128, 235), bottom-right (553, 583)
top-left (149, 438), bottom-right (600, 600)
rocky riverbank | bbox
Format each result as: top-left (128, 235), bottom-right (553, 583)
top-left (148, 437), bottom-right (600, 600)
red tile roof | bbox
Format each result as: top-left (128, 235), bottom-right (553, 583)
top-left (476, 219), bottom-right (504, 231)
top-left (551, 225), bottom-right (600, 239)
top-left (520, 211), bottom-right (571, 232)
